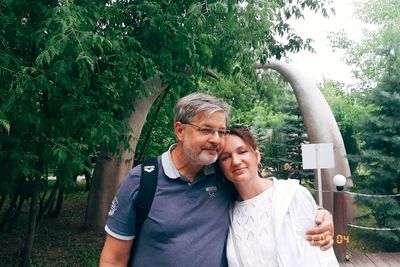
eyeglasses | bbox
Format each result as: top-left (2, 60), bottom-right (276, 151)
top-left (183, 123), bottom-right (230, 138)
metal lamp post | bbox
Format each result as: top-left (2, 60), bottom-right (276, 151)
top-left (333, 174), bottom-right (348, 262)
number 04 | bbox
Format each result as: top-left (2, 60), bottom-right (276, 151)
top-left (336, 235), bottom-right (350, 244)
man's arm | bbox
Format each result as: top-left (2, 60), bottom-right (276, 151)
top-left (306, 208), bottom-right (334, 251)
top-left (99, 234), bottom-right (133, 267)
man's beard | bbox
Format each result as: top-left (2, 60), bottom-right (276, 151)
top-left (183, 142), bottom-right (219, 165)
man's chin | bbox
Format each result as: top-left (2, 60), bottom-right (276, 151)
top-left (198, 154), bottom-right (218, 165)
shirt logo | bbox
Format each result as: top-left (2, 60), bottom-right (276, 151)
top-left (206, 186), bottom-right (217, 197)
top-left (108, 196), bottom-right (118, 216)
top-left (144, 165), bottom-right (155, 173)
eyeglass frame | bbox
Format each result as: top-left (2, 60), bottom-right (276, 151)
top-left (181, 122), bottom-right (230, 138)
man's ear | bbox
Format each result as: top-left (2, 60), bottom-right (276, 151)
top-left (174, 122), bottom-right (185, 142)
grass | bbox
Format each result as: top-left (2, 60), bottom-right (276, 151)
top-left (345, 204), bottom-right (400, 256)
top-left (0, 183), bottom-right (105, 267)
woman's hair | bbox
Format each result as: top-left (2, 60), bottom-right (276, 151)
top-left (228, 127), bottom-right (259, 152)
top-left (173, 92), bottom-right (231, 125)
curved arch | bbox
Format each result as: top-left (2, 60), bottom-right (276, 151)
top-left (257, 60), bottom-right (355, 216)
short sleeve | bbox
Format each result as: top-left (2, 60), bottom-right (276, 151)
top-left (104, 166), bottom-right (141, 240)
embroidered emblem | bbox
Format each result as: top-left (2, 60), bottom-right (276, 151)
top-left (206, 186), bottom-right (217, 197)
top-left (144, 165), bottom-right (155, 173)
top-left (108, 196), bottom-right (119, 216)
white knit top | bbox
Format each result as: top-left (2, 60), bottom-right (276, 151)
top-left (226, 178), bottom-right (339, 267)
top-left (227, 186), bottom-right (278, 267)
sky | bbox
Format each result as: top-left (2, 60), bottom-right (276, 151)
top-left (287, 0), bottom-right (366, 85)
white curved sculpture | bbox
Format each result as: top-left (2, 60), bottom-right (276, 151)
top-left (257, 60), bottom-right (355, 216)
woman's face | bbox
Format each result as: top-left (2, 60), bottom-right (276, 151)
top-left (219, 134), bottom-right (260, 183)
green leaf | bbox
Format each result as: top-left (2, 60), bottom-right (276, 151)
top-left (1, 94), bottom-right (15, 112)
top-left (0, 112), bottom-right (10, 134)
top-left (35, 50), bottom-right (51, 66)
top-left (77, 51), bottom-right (95, 71)
top-left (187, 3), bottom-right (201, 14)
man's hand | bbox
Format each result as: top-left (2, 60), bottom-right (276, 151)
top-left (305, 208), bottom-right (334, 251)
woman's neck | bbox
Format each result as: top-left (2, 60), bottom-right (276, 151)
top-left (235, 177), bottom-right (273, 201)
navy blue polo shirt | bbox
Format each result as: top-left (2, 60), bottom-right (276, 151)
top-left (105, 145), bottom-right (231, 267)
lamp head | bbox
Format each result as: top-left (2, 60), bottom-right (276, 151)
top-left (333, 174), bottom-right (346, 191)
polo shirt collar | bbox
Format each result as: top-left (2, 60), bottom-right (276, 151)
top-left (161, 144), bottom-right (180, 179)
top-left (161, 144), bottom-right (216, 179)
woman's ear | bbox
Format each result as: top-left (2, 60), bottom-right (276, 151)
top-left (255, 149), bottom-right (261, 164)
top-left (255, 149), bottom-right (263, 177)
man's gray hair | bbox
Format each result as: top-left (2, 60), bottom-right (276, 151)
top-left (173, 92), bottom-right (231, 126)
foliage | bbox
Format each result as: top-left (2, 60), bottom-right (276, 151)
top-left (254, 89), bottom-right (313, 181)
top-left (329, 0), bottom-right (400, 91)
top-left (320, 80), bottom-right (369, 172)
top-left (351, 44), bottom-right (400, 244)
top-left (1, 0), bottom-right (335, 167)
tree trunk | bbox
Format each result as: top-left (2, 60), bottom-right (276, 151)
top-left (85, 76), bottom-right (168, 230)
top-left (7, 195), bottom-right (25, 233)
top-left (51, 183), bottom-right (65, 217)
top-left (0, 194), bottom-right (6, 210)
top-left (397, 175), bottom-right (400, 193)
top-left (134, 85), bottom-right (171, 165)
top-left (84, 166), bottom-right (92, 192)
top-left (0, 192), bottom-right (19, 232)
top-left (20, 188), bottom-right (39, 267)
top-left (35, 178), bottom-right (59, 227)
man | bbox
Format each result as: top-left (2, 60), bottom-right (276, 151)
top-left (100, 92), bottom-right (334, 266)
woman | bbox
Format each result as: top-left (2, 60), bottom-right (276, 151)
top-left (219, 127), bottom-right (339, 267)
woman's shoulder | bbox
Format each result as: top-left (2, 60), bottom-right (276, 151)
top-left (269, 178), bottom-right (310, 193)
top-left (270, 178), bottom-right (315, 205)
top-left (290, 183), bottom-right (317, 213)
top-left (269, 177), bottom-right (300, 190)
top-left (295, 183), bottom-right (315, 200)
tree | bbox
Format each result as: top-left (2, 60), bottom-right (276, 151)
top-left (352, 46), bottom-right (400, 245)
top-left (329, 0), bottom-right (400, 91)
top-left (279, 95), bottom-right (312, 181)
top-left (1, 1), bottom-right (136, 264)
top-left (252, 89), bottom-right (313, 182)
top-left (320, 80), bottom-right (366, 173)
top-left (1, 0), bottom-right (333, 263)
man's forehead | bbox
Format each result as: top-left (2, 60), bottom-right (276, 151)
top-left (191, 111), bottom-right (227, 126)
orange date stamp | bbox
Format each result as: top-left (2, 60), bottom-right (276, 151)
top-left (319, 234), bottom-right (350, 244)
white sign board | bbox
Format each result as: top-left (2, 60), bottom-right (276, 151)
top-left (301, 143), bottom-right (334, 169)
